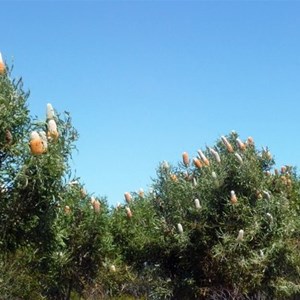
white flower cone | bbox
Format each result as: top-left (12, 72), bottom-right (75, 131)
top-left (46, 103), bottom-right (55, 120)
top-left (194, 198), bottom-right (201, 209)
top-left (177, 223), bottom-right (183, 234)
top-left (236, 229), bottom-right (244, 241)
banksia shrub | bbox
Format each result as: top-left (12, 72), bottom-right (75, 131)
top-left (127, 131), bottom-right (300, 299)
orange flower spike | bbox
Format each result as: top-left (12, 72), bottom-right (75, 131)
top-left (236, 138), bottom-right (246, 151)
top-left (125, 207), bottom-right (133, 218)
top-left (221, 136), bottom-right (234, 153)
top-left (170, 174), bottom-right (178, 182)
top-left (193, 158), bottom-right (203, 169)
top-left (197, 150), bottom-right (210, 166)
top-left (230, 190), bottom-right (237, 204)
top-left (124, 192), bottom-right (132, 204)
top-left (29, 131), bottom-right (44, 155)
top-left (0, 52), bottom-right (6, 75)
top-left (182, 152), bottom-right (190, 167)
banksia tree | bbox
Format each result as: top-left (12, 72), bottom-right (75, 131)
top-left (122, 131), bottom-right (300, 299)
top-left (0, 54), bottom-right (113, 299)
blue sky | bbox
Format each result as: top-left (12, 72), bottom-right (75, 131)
top-left (1, 1), bottom-right (300, 206)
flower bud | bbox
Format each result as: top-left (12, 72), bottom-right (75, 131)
top-left (64, 205), bottom-right (71, 214)
top-left (234, 153), bottom-right (243, 164)
top-left (266, 212), bottom-right (273, 222)
top-left (197, 150), bottom-right (210, 166)
top-left (247, 136), bottom-right (254, 145)
top-left (29, 132), bottom-right (44, 155)
top-left (5, 130), bottom-right (12, 145)
top-left (93, 200), bottom-right (101, 213)
top-left (236, 229), bottom-right (244, 241)
top-left (138, 188), bottom-right (144, 198)
top-left (221, 136), bottom-right (234, 153)
top-left (182, 152), bottom-right (190, 167)
top-left (110, 264), bottom-right (116, 272)
top-left (125, 207), bottom-right (132, 218)
top-left (177, 223), bottom-right (183, 234)
top-left (193, 158), bottom-right (203, 169)
top-left (194, 198), bottom-right (201, 209)
top-left (209, 148), bottom-right (221, 163)
top-left (193, 177), bottom-right (197, 186)
top-left (263, 191), bottom-right (271, 200)
top-left (230, 190), bottom-right (237, 204)
top-left (236, 138), bottom-right (246, 151)
top-left (46, 103), bottom-right (55, 120)
top-left (47, 119), bottom-right (59, 140)
top-left (124, 192), bottom-right (132, 203)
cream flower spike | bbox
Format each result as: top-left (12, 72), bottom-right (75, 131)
top-left (46, 103), bottom-right (55, 120)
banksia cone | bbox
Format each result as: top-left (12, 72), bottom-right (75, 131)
top-left (247, 136), bottom-right (254, 146)
top-left (0, 52), bottom-right (5, 74)
top-left (193, 157), bottom-right (203, 169)
top-left (93, 200), bottom-right (101, 213)
top-left (125, 207), bottom-right (132, 218)
top-left (170, 174), bottom-right (178, 182)
top-left (236, 138), bottom-right (246, 151)
top-left (138, 188), bottom-right (144, 198)
top-left (5, 130), bottom-right (12, 145)
top-left (30, 131), bottom-right (44, 155)
top-left (230, 190), bottom-right (237, 204)
top-left (91, 196), bottom-right (95, 203)
top-left (64, 205), bottom-right (71, 214)
top-left (263, 190), bottom-right (271, 200)
top-left (209, 148), bottom-right (221, 163)
top-left (236, 229), bottom-right (244, 241)
top-left (266, 212), bottom-right (273, 222)
top-left (177, 223), bottom-right (183, 234)
top-left (234, 153), bottom-right (243, 164)
top-left (193, 177), bottom-right (197, 186)
top-left (182, 152), bottom-right (190, 167)
top-left (194, 198), bottom-right (201, 209)
top-left (198, 150), bottom-right (210, 166)
top-left (110, 265), bottom-right (116, 272)
top-left (124, 192), bottom-right (132, 203)
top-left (47, 119), bottom-right (59, 140)
top-left (281, 166), bottom-right (287, 174)
top-left (221, 136), bottom-right (234, 153)
top-left (46, 103), bottom-right (55, 120)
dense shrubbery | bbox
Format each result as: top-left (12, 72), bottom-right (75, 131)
top-left (1, 56), bottom-right (300, 299)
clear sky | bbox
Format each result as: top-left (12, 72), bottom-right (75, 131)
top-left (1, 1), bottom-right (300, 206)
